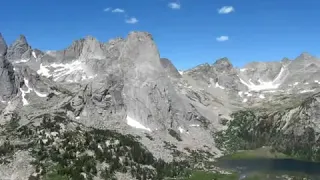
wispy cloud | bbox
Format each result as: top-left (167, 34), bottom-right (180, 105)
top-left (104, 7), bottom-right (111, 12)
top-left (218, 6), bottom-right (234, 14)
top-left (168, 2), bottom-right (181, 9)
top-left (125, 17), bottom-right (138, 24)
top-left (104, 7), bottom-right (137, 24)
top-left (216, 36), bottom-right (229, 42)
top-left (112, 8), bottom-right (125, 13)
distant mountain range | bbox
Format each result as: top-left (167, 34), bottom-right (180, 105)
top-left (1, 32), bottom-right (320, 179)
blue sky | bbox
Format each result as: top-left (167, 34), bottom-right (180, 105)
top-left (1, 0), bottom-right (319, 70)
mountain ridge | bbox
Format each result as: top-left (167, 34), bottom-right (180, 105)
top-left (5, 33), bottom-right (317, 70)
top-left (1, 32), bottom-right (320, 179)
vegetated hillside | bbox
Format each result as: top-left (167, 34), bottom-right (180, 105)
top-left (1, 110), bottom-right (221, 180)
top-left (1, 114), bottom-right (187, 180)
top-left (215, 92), bottom-right (320, 161)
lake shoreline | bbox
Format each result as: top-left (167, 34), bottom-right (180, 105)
top-left (217, 146), bottom-right (320, 163)
top-left (202, 147), bottom-right (320, 179)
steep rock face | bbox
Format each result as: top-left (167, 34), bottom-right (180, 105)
top-left (184, 63), bottom-right (215, 86)
top-left (184, 58), bottom-right (246, 94)
top-left (160, 58), bottom-right (182, 79)
top-left (279, 93), bottom-right (320, 135)
top-left (289, 52), bottom-right (320, 70)
top-left (119, 32), bottom-right (189, 131)
top-left (89, 37), bottom-right (125, 75)
top-left (240, 61), bottom-right (283, 83)
top-left (281, 57), bottom-right (292, 65)
top-left (282, 53), bottom-right (320, 86)
top-left (37, 37), bottom-right (124, 82)
top-left (1, 32), bottom-right (220, 154)
top-left (213, 57), bottom-right (233, 72)
top-left (57, 36), bottom-right (105, 63)
top-left (0, 34), bottom-right (18, 101)
top-left (212, 58), bottom-right (246, 91)
top-left (6, 35), bottom-right (33, 62)
top-left (182, 52), bottom-right (320, 110)
top-left (0, 33), bottom-right (7, 56)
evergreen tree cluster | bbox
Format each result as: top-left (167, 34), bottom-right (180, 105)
top-left (0, 114), bottom-right (194, 180)
top-left (214, 109), bottom-right (320, 162)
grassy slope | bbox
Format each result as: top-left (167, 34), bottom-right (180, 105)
top-left (222, 147), bottom-right (289, 160)
top-left (187, 171), bottom-right (238, 180)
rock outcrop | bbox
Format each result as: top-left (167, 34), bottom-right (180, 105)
top-left (0, 34), bottom-right (18, 101)
top-left (160, 58), bottom-right (182, 79)
top-left (0, 33), bottom-right (7, 56)
top-left (6, 35), bottom-right (33, 62)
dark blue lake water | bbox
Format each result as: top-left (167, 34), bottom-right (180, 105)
top-left (216, 158), bottom-right (320, 179)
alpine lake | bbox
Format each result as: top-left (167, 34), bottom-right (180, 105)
top-left (185, 147), bottom-right (320, 180)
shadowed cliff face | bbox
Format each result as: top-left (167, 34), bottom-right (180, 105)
top-left (6, 35), bottom-right (33, 62)
top-left (0, 34), bottom-right (18, 101)
top-left (160, 58), bottom-right (182, 79)
top-left (0, 33), bottom-right (7, 56)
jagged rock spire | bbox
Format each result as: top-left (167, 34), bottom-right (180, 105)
top-left (0, 33), bottom-right (7, 56)
top-left (296, 52), bottom-right (314, 60)
top-left (6, 34), bottom-right (32, 61)
top-left (213, 57), bottom-right (233, 72)
top-left (0, 33), bottom-right (17, 100)
top-left (18, 34), bottom-right (27, 44)
top-left (62, 35), bottom-right (105, 62)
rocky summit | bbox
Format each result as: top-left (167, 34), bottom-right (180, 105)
top-left (1, 32), bottom-right (320, 179)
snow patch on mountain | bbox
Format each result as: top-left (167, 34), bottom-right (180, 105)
top-left (300, 89), bottom-right (315, 94)
top-left (244, 92), bottom-right (253, 97)
top-left (240, 78), bottom-right (282, 92)
top-left (14, 59), bottom-right (30, 64)
top-left (189, 124), bottom-right (200, 127)
top-left (264, 90), bottom-right (277, 93)
top-left (178, 127), bottom-right (185, 133)
top-left (239, 67), bottom-right (286, 92)
top-left (238, 91), bottom-right (243, 97)
top-left (32, 51), bottom-right (37, 59)
top-left (20, 79), bottom-right (32, 106)
top-left (20, 89), bottom-right (29, 106)
top-left (36, 61), bottom-right (97, 82)
top-left (37, 64), bottom-right (52, 78)
top-left (19, 78), bottom-right (48, 105)
top-left (215, 82), bottom-right (225, 89)
top-left (34, 90), bottom-right (48, 97)
top-left (259, 94), bottom-right (265, 99)
top-left (126, 115), bottom-right (151, 132)
top-left (51, 61), bottom-right (84, 81)
top-left (24, 78), bottom-right (33, 90)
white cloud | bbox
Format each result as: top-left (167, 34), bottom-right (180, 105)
top-left (104, 7), bottom-right (111, 12)
top-left (112, 8), bottom-right (125, 13)
top-left (168, 2), bottom-right (181, 9)
top-left (216, 36), bottom-right (229, 42)
top-left (218, 6), bottom-right (235, 14)
top-left (125, 17), bottom-right (138, 24)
